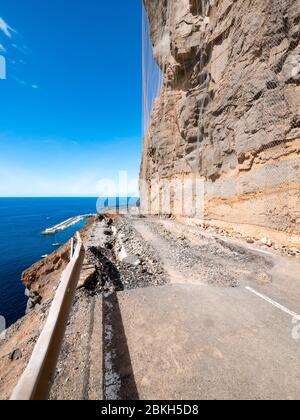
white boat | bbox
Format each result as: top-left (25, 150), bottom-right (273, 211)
top-left (41, 254), bottom-right (48, 259)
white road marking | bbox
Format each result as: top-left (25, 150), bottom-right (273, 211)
top-left (245, 286), bottom-right (300, 320)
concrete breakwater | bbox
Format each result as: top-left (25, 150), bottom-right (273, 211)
top-left (42, 214), bottom-right (95, 235)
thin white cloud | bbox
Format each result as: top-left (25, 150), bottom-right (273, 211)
top-left (31, 84), bottom-right (39, 89)
top-left (0, 17), bottom-right (14, 38)
top-left (11, 43), bottom-right (30, 55)
top-left (13, 77), bottom-right (26, 86)
top-left (0, 43), bottom-right (6, 52)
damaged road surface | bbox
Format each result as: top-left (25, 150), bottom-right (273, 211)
top-left (50, 215), bottom-right (300, 400)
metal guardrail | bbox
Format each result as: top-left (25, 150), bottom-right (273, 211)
top-left (10, 233), bottom-right (85, 400)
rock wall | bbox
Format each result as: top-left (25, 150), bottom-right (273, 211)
top-left (140, 0), bottom-right (300, 246)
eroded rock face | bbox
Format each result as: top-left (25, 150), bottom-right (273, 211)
top-left (140, 0), bottom-right (300, 245)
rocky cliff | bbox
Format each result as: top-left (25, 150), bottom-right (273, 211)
top-left (140, 0), bottom-right (300, 247)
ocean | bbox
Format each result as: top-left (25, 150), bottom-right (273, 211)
top-left (0, 197), bottom-right (99, 328)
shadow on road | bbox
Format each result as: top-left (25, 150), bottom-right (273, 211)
top-left (102, 292), bottom-right (139, 400)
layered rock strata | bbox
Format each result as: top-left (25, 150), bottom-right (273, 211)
top-left (140, 0), bottom-right (300, 246)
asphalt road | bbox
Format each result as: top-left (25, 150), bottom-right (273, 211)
top-left (51, 216), bottom-right (300, 400)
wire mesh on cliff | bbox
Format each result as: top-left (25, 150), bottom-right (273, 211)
top-left (141, 0), bottom-right (300, 243)
top-left (142, 3), bottom-right (164, 138)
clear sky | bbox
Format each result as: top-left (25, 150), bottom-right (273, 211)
top-left (0, 0), bottom-right (142, 197)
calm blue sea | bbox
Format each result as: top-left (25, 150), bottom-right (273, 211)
top-left (0, 197), bottom-right (99, 327)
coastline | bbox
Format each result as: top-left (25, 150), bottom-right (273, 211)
top-left (0, 216), bottom-right (97, 400)
top-left (24, 216), bottom-right (97, 314)
top-left (0, 197), bottom-right (99, 326)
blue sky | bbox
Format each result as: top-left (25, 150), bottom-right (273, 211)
top-left (0, 0), bottom-right (142, 196)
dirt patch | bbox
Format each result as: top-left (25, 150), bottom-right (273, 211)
top-left (131, 217), bottom-right (275, 288)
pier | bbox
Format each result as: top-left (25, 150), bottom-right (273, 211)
top-left (42, 214), bottom-right (95, 235)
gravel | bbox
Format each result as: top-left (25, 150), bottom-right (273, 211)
top-left (80, 215), bottom-right (275, 292)
top-left (80, 217), bottom-right (168, 294)
top-left (135, 218), bottom-right (274, 288)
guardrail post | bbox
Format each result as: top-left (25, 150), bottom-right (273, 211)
top-left (70, 237), bottom-right (74, 259)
